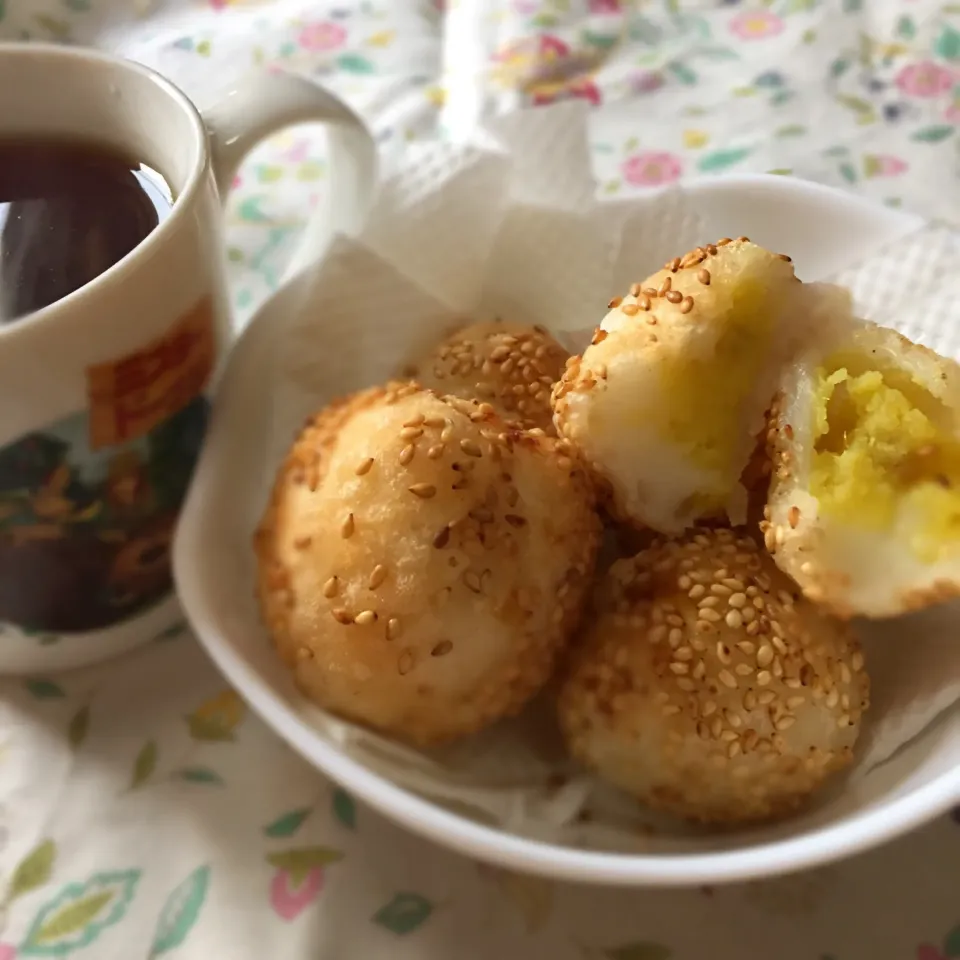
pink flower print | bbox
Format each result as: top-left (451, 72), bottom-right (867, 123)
top-left (512, 0), bottom-right (539, 14)
top-left (896, 61), bottom-right (954, 98)
top-left (866, 154), bottom-right (908, 177)
top-left (589, 0), bottom-right (622, 12)
top-left (621, 151), bottom-right (683, 187)
top-left (270, 867), bottom-right (324, 921)
top-left (729, 11), bottom-right (784, 40)
top-left (532, 77), bottom-right (602, 107)
top-left (946, 102), bottom-right (960, 122)
top-left (629, 70), bottom-right (664, 94)
top-left (0, 944), bottom-right (16, 960)
top-left (298, 21), bottom-right (347, 52)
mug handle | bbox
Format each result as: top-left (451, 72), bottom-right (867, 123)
top-left (201, 70), bottom-right (378, 277)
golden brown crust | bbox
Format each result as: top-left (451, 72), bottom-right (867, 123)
top-left (412, 320), bottom-right (567, 433)
top-left (255, 384), bottom-right (602, 746)
top-left (558, 527), bottom-right (868, 824)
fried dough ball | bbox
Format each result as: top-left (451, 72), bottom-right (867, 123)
top-left (553, 239), bottom-right (848, 534)
top-left (558, 527), bottom-right (869, 824)
top-left (255, 381), bottom-right (601, 746)
top-left (411, 320), bottom-right (568, 432)
top-left (763, 321), bottom-right (960, 618)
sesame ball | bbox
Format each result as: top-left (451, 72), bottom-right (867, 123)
top-left (763, 320), bottom-right (960, 618)
top-left (255, 382), bottom-right (601, 746)
top-left (412, 320), bottom-right (568, 433)
top-left (552, 240), bottom-right (843, 534)
top-left (557, 527), bottom-right (869, 824)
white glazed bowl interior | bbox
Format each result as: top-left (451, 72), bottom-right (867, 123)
top-left (172, 174), bottom-right (960, 887)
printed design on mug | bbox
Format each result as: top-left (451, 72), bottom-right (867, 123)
top-left (0, 299), bottom-right (215, 636)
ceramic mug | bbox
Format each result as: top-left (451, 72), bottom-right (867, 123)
top-left (0, 43), bottom-right (376, 675)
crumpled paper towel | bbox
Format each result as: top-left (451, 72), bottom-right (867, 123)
top-left (234, 100), bottom-right (960, 849)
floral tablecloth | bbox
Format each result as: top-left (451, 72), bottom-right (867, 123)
top-left (3, 1), bottom-right (960, 958)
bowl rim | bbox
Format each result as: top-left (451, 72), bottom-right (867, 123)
top-left (174, 172), bottom-right (953, 887)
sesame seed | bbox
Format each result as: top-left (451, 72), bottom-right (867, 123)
top-left (689, 584), bottom-right (706, 599)
top-left (431, 640), bottom-right (453, 657)
top-left (669, 662), bottom-right (689, 675)
top-left (736, 640), bottom-right (755, 656)
top-left (680, 296), bottom-right (694, 314)
top-left (728, 592), bottom-right (747, 609)
top-left (668, 628), bottom-right (683, 648)
top-left (400, 426), bottom-right (423, 441)
top-left (703, 700), bottom-right (718, 717)
top-left (776, 253), bottom-right (792, 262)
top-left (607, 296), bottom-right (622, 309)
top-left (719, 669), bottom-right (738, 689)
top-left (399, 445), bottom-right (415, 466)
top-left (852, 651), bottom-right (864, 673)
top-left (648, 625), bottom-right (667, 644)
top-left (840, 662), bottom-right (852, 684)
top-left (409, 483), bottom-right (437, 498)
top-left (398, 649), bottom-right (415, 675)
top-left (693, 659), bottom-right (706, 679)
top-left (788, 506), bottom-right (800, 528)
top-left (757, 644), bottom-right (774, 668)
top-left (826, 688), bottom-right (839, 708)
top-left (323, 576), bottom-right (339, 598)
top-left (386, 618), bottom-right (401, 641)
top-left (662, 704), bottom-right (682, 716)
top-left (638, 295), bottom-right (652, 310)
top-left (676, 678), bottom-right (696, 692)
top-left (463, 570), bottom-right (482, 593)
top-left (725, 610), bottom-right (743, 629)
top-left (332, 608), bottom-right (353, 625)
top-left (356, 457), bottom-right (374, 476)
top-left (699, 608), bottom-right (721, 623)
top-left (666, 290), bottom-right (683, 304)
top-left (727, 741), bottom-right (742, 759)
top-left (775, 716), bottom-right (796, 731)
top-left (669, 256), bottom-right (681, 272)
top-left (787, 695), bottom-right (806, 709)
top-left (716, 642), bottom-right (731, 664)
top-left (697, 268), bottom-right (711, 285)
top-left (717, 237), bottom-right (733, 246)
top-left (757, 670), bottom-right (772, 686)
top-left (354, 610), bottom-right (377, 626)
top-left (368, 565), bottom-right (387, 589)
top-left (459, 438), bottom-right (482, 458)
top-left (758, 690), bottom-right (776, 705)
top-left (621, 303), bottom-right (639, 316)
top-left (341, 513), bottom-right (355, 539)
top-left (427, 443), bottom-right (445, 459)
top-left (675, 645), bottom-right (694, 661)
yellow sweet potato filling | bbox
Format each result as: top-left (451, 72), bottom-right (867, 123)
top-left (660, 277), bottom-right (773, 494)
top-left (810, 353), bottom-right (960, 563)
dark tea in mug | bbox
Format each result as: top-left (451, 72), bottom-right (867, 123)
top-left (0, 137), bottom-right (174, 324)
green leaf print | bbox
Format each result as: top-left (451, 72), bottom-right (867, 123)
top-left (775, 124), bottom-right (807, 137)
top-left (337, 53), bottom-right (376, 74)
top-left (264, 808), bottom-right (312, 838)
top-left (68, 706), bottom-right (89, 749)
top-left (266, 848), bottom-right (343, 886)
top-left (912, 125), bottom-right (955, 142)
top-left (697, 148), bottom-right (752, 172)
top-left (9, 840), bottom-right (56, 901)
top-left (582, 29), bottom-right (619, 50)
top-left (372, 892), bottom-right (434, 935)
top-left (20, 870), bottom-right (140, 956)
top-left (666, 61), bottom-right (697, 85)
top-left (178, 768), bottom-right (224, 785)
top-left (150, 865), bottom-right (210, 957)
top-left (153, 622), bottom-right (187, 643)
top-left (333, 788), bottom-right (357, 829)
top-left (842, 0), bottom-right (863, 11)
top-left (830, 57), bottom-right (851, 77)
top-left (131, 741), bottom-right (158, 789)
top-left (896, 15), bottom-right (916, 39)
top-left (936, 25), bottom-right (960, 61)
top-left (185, 715), bottom-right (235, 742)
top-left (943, 923), bottom-right (960, 957)
top-left (604, 944), bottom-right (672, 960)
top-left (25, 679), bottom-right (64, 699)
top-left (33, 14), bottom-right (70, 39)
top-left (839, 162), bottom-right (858, 183)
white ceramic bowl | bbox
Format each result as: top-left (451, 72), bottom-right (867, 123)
top-left (173, 174), bottom-right (960, 887)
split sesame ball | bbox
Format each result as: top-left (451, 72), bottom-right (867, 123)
top-left (557, 527), bottom-right (869, 824)
top-left (255, 381), bottom-right (601, 747)
top-left (411, 320), bottom-right (568, 433)
top-left (553, 239), bottom-right (827, 535)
